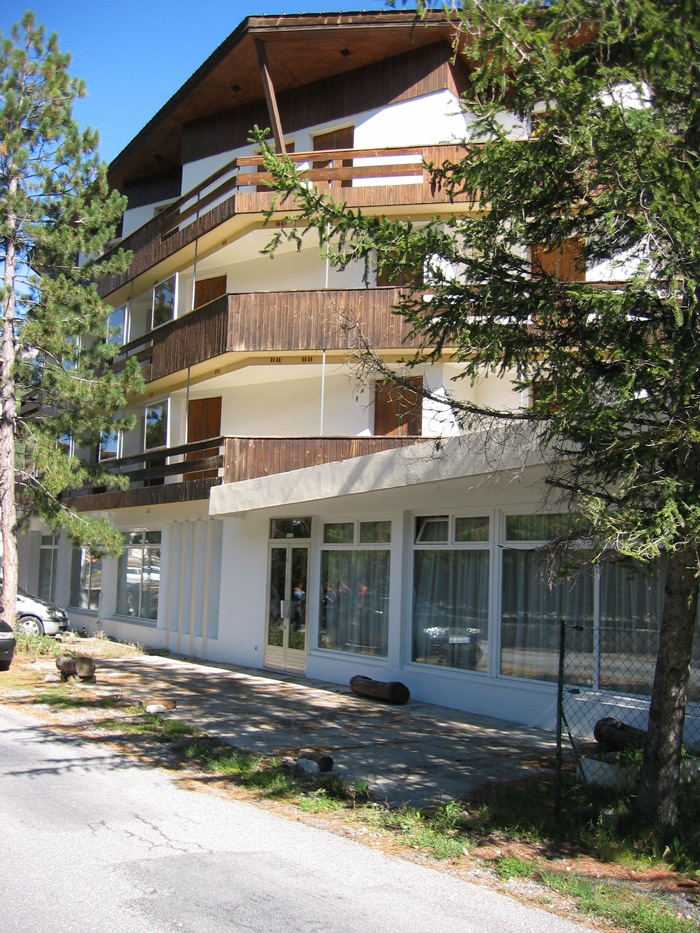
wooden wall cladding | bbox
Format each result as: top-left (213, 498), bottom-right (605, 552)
top-left (124, 167), bottom-right (183, 210)
top-left (181, 41), bottom-right (459, 164)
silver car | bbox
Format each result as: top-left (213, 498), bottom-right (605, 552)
top-left (13, 587), bottom-right (70, 637)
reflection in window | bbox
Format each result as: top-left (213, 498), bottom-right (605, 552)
top-left (99, 429), bottom-right (121, 461)
top-left (501, 550), bottom-right (593, 682)
top-left (319, 521), bottom-right (391, 657)
top-left (412, 515), bottom-right (490, 672)
top-left (38, 534), bottom-right (58, 602)
top-left (116, 530), bottom-right (161, 621)
top-left (269, 518), bottom-right (312, 539)
top-left (144, 401), bottom-right (167, 449)
top-left (152, 274), bottom-right (176, 329)
top-left (70, 548), bottom-right (102, 610)
top-left (108, 304), bottom-right (128, 346)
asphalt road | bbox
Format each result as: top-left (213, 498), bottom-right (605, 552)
top-left (0, 705), bottom-right (594, 933)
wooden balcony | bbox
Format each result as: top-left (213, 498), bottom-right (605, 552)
top-left (67, 434), bottom-right (427, 512)
top-left (112, 286), bottom-right (420, 384)
top-left (98, 143), bottom-right (470, 298)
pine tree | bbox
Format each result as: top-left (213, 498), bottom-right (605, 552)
top-left (258, 0), bottom-right (700, 830)
top-left (0, 14), bottom-right (142, 630)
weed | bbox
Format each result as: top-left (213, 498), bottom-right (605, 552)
top-left (494, 856), bottom-right (538, 880)
top-left (541, 870), bottom-right (698, 933)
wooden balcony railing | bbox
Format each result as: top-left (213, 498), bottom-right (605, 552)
top-left (223, 435), bottom-right (426, 484)
top-left (67, 433), bottom-right (428, 512)
top-left (98, 143), bottom-right (469, 297)
top-left (112, 286), bottom-right (419, 384)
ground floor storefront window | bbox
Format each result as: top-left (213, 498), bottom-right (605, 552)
top-left (412, 515), bottom-right (490, 671)
top-left (70, 548), bottom-right (102, 610)
top-left (319, 521), bottom-right (390, 656)
top-left (38, 534), bottom-right (58, 602)
top-left (117, 530), bottom-right (161, 621)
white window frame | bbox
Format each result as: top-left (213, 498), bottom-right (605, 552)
top-left (143, 399), bottom-right (169, 451)
top-left (151, 273), bottom-right (178, 330)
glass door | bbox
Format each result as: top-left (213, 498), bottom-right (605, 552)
top-left (266, 544), bottom-right (308, 673)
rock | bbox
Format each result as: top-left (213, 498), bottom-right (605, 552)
top-left (74, 657), bottom-right (96, 681)
top-left (44, 672), bottom-right (61, 683)
top-left (144, 697), bottom-right (177, 715)
top-left (56, 655), bottom-right (77, 679)
top-left (298, 748), bottom-right (334, 772)
top-left (296, 757), bottom-right (320, 775)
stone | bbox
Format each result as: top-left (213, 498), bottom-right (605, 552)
top-left (296, 757), bottom-right (320, 775)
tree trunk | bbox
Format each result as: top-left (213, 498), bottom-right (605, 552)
top-left (637, 546), bottom-right (699, 830)
top-left (1, 205), bottom-right (19, 629)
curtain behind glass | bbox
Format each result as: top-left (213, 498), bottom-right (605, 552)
top-left (501, 551), bottom-right (593, 682)
top-left (412, 550), bottom-right (489, 671)
top-left (320, 550), bottom-right (389, 656)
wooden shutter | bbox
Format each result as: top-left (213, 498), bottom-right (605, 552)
top-left (374, 377), bottom-right (423, 436)
top-left (184, 396), bottom-right (222, 481)
top-left (313, 126), bottom-right (354, 189)
top-left (531, 238), bottom-right (585, 281)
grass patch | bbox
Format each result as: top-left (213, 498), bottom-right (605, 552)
top-left (541, 870), bottom-right (698, 933)
top-left (362, 804), bottom-right (469, 860)
top-left (495, 856), bottom-right (538, 880)
top-left (32, 689), bottom-right (121, 710)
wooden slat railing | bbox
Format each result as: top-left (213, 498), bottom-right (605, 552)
top-left (223, 435), bottom-right (427, 485)
top-left (98, 143), bottom-right (469, 297)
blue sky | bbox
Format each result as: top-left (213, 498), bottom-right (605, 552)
top-left (1, 1), bottom-right (390, 164)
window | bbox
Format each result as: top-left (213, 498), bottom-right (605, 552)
top-left (319, 520), bottom-right (391, 657)
top-left (108, 303), bottom-right (128, 346)
top-left (38, 534), bottom-right (58, 602)
top-left (269, 518), bottom-right (312, 539)
top-left (501, 513), bottom-right (593, 682)
top-left (117, 530), bottom-right (161, 621)
top-left (99, 429), bottom-right (121, 461)
top-left (151, 274), bottom-right (176, 329)
top-left (144, 401), bottom-right (167, 450)
top-left (412, 515), bottom-right (490, 672)
top-left (70, 548), bottom-right (102, 610)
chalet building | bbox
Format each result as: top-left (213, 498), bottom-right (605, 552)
top-left (17, 11), bottom-right (695, 732)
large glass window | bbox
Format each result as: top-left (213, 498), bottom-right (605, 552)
top-left (599, 561), bottom-right (664, 695)
top-left (117, 530), bottom-right (161, 621)
top-left (319, 520), bottom-right (391, 657)
top-left (70, 548), bottom-right (102, 610)
top-left (151, 274), bottom-right (176, 329)
top-left (38, 534), bottom-right (58, 602)
top-left (412, 515), bottom-right (489, 671)
top-left (501, 548), bottom-right (593, 682)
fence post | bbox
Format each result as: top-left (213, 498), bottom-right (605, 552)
top-left (556, 614), bottom-right (567, 818)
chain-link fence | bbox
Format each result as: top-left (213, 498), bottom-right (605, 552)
top-left (556, 618), bottom-right (700, 802)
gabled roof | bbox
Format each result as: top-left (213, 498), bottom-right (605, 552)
top-left (109, 10), bottom-right (456, 189)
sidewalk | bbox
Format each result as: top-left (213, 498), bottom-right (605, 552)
top-left (98, 654), bottom-right (559, 807)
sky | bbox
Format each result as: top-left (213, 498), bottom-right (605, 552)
top-left (1, 0), bottom-right (392, 164)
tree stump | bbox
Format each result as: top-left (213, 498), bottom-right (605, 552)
top-left (349, 675), bottom-right (410, 705)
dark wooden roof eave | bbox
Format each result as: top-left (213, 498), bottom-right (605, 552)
top-left (108, 10), bottom-right (457, 191)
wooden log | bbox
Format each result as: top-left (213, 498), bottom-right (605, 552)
top-left (349, 675), bottom-right (410, 705)
top-left (298, 748), bottom-right (334, 772)
top-left (594, 717), bottom-right (647, 752)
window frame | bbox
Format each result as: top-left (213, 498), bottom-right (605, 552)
top-left (151, 273), bottom-right (178, 330)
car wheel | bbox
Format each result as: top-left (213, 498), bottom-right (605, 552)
top-left (18, 615), bottom-right (44, 637)
top-left (0, 661), bottom-right (11, 671)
